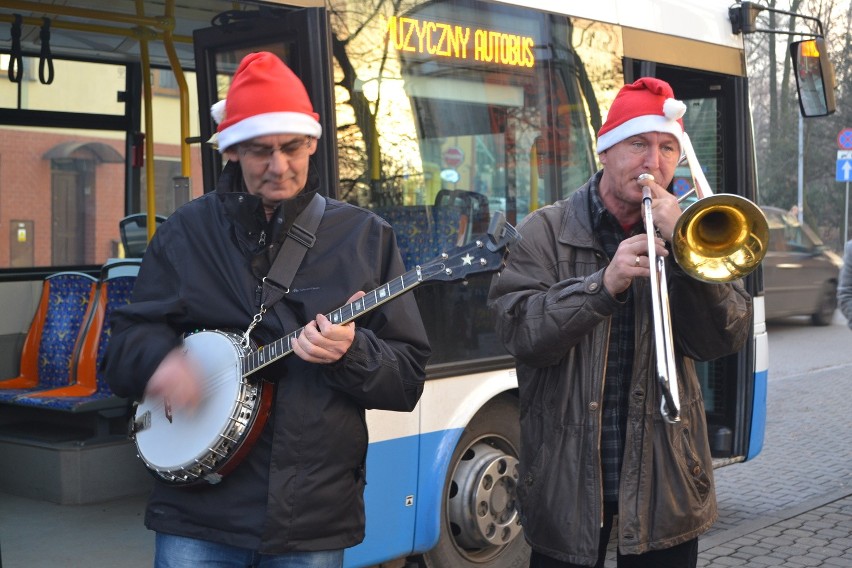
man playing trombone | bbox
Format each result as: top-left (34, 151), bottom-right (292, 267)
top-left (488, 77), bottom-right (754, 568)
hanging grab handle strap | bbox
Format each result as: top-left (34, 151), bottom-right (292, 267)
top-left (39, 17), bottom-right (54, 85)
top-left (8, 15), bottom-right (23, 84)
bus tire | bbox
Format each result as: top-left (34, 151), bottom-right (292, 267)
top-left (416, 394), bottom-right (530, 568)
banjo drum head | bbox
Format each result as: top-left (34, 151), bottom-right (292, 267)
top-left (134, 330), bottom-right (245, 475)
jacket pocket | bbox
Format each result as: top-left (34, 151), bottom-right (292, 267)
top-left (517, 443), bottom-right (550, 522)
top-left (679, 427), bottom-right (711, 504)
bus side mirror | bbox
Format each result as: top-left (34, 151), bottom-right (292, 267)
top-left (789, 37), bottom-right (836, 117)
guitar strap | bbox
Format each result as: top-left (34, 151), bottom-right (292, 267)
top-left (260, 192), bottom-right (326, 309)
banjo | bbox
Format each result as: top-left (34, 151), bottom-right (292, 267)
top-left (131, 214), bottom-right (519, 486)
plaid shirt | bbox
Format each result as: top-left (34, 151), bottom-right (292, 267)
top-left (589, 182), bottom-right (640, 502)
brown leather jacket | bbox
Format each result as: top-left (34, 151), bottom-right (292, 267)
top-left (488, 173), bottom-right (753, 565)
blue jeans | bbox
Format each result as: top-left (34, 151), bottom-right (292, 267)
top-left (154, 533), bottom-right (344, 568)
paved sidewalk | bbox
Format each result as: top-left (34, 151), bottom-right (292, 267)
top-left (699, 492), bottom-right (852, 567)
top-left (697, 363), bottom-right (852, 566)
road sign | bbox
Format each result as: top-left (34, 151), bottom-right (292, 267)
top-left (442, 147), bottom-right (464, 168)
top-left (838, 128), bottom-right (852, 150)
top-left (439, 168), bottom-right (460, 183)
top-left (838, 159), bottom-right (852, 182)
top-left (673, 178), bottom-right (691, 197)
top-left (839, 150), bottom-right (852, 160)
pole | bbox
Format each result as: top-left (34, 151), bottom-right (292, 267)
top-left (846, 181), bottom-right (850, 243)
top-left (797, 113), bottom-right (804, 224)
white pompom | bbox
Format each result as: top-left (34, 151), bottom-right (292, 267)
top-left (211, 100), bottom-right (227, 124)
top-left (663, 98), bottom-right (686, 121)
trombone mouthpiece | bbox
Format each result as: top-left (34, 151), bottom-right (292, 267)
top-left (637, 173), bottom-right (655, 182)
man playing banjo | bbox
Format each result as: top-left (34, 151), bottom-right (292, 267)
top-left (103, 52), bottom-right (431, 568)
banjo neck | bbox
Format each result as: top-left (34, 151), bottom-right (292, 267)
top-left (241, 215), bottom-right (521, 377)
top-left (243, 266), bottom-right (426, 377)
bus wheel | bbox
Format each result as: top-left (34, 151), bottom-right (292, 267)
top-left (419, 395), bottom-right (530, 568)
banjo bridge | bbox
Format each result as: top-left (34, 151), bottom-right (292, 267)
top-left (130, 410), bottom-right (151, 436)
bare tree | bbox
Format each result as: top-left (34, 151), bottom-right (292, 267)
top-left (747, 0), bottom-right (851, 249)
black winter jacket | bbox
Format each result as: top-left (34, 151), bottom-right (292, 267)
top-left (104, 162), bottom-right (431, 553)
top-left (488, 173), bottom-right (752, 565)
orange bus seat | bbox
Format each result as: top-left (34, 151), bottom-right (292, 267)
top-left (0, 272), bottom-right (97, 398)
top-left (14, 274), bottom-right (136, 411)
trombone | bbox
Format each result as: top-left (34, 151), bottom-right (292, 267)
top-left (642, 133), bottom-right (769, 424)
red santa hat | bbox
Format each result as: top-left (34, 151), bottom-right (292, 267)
top-left (596, 77), bottom-right (686, 154)
top-left (211, 52), bottom-right (322, 152)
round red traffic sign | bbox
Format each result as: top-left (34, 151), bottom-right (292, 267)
top-left (443, 147), bottom-right (464, 168)
top-left (838, 128), bottom-right (852, 150)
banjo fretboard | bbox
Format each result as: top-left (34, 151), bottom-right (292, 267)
top-left (242, 266), bottom-right (426, 376)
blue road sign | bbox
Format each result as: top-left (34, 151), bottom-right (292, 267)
top-left (838, 159), bottom-right (852, 182)
top-left (839, 128), bottom-right (852, 150)
top-left (673, 178), bottom-right (691, 197)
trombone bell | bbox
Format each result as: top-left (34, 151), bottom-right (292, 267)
top-left (672, 194), bottom-right (769, 283)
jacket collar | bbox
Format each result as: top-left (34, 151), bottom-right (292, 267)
top-left (216, 160), bottom-right (321, 242)
top-left (558, 171), bottom-right (602, 249)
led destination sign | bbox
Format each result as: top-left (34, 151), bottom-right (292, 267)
top-left (388, 15), bottom-right (535, 68)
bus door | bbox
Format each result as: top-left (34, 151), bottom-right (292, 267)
top-left (192, 7), bottom-right (338, 195)
top-left (628, 61), bottom-right (764, 463)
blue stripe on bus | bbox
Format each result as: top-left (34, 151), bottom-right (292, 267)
top-left (746, 368), bottom-right (767, 461)
top-left (343, 427), bottom-right (463, 567)
top-left (411, 427), bottom-right (464, 554)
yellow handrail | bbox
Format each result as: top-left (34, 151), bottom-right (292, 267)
top-left (529, 142), bottom-right (539, 213)
top-left (162, 0), bottom-right (191, 180)
top-left (0, 13), bottom-right (190, 43)
top-left (136, 0), bottom-right (157, 242)
top-left (2, 0), bottom-right (170, 30)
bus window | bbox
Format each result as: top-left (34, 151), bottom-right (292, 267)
top-left (329, 1), bottom-right (620, 367)
top-left (0, 57), bottom-right (125, 115)
top-left (337, 5), bottom-right (611, 218)
top-left (0, 54), bottom-right (204, 268)
top-left (0, 124), bottom-right (125, 267)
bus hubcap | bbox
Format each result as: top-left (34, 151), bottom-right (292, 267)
top-left (448, 441), bottom-right (522, 551)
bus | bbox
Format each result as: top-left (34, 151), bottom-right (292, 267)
top-left (0, 1), bottom-right (833, 567)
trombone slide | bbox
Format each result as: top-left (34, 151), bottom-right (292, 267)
top-left (642, 186), bottom-right (681, 423)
